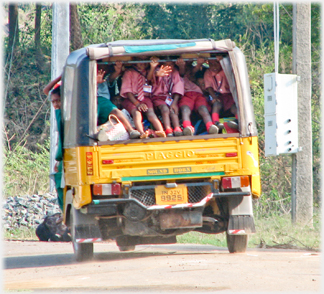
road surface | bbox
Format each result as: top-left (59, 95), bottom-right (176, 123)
top-left (3, 240), bottom-right (321, 292)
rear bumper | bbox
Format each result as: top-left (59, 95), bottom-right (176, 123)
top-left (85, 190), bottom-right (250, 214)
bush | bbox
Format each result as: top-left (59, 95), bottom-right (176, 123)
top-left (3, 140), bottom-right (50, 197)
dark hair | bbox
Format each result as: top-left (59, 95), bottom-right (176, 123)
top-left (195, 70), bottom-right (205, 80)
top-left (51, 85), bottom-right (61, 96)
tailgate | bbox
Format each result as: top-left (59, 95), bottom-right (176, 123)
top-left (97, 137), bottom-right (241, 182)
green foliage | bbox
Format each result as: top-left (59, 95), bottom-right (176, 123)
top-left (3, 140), bottom-right (50, 197)
top-left (3, 3), bottom-right (321, 212)
top-left (3, 227), bottom-right (38, 240)
top-left (77, 3), bottom-right (147, 45)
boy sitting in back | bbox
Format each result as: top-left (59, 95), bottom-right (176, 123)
top-left (176, 57), bottom-right (218, 135)
top-left (150, 56), bottom-right (184, 137)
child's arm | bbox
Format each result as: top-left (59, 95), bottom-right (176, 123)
top-left (176, 58), bottom-right (186, 77)
top-left (43, 75), bottom-right (62, 95)
top-left (206, 87), bottom-right (221, 104)
top-left (192, 57), bottom-right (205, 75)
top-left (147, 57), bottom-right (159, 83)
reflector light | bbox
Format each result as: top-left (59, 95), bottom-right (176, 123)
top-left (86, 152), bottom-right (93, 175)
top-left (102, 160), bottom-right (114, 164)
top-left (225, 152), bottom-right (238, 157)
top-left (93, 184), bottom-right (121, 195)
top-left (222, 176), bottom-right (250, 189)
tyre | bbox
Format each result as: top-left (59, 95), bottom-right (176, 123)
top-left (226, 232), bottom-right (248, 253)
top-left (118, 245), bottom-right (136, 252)
top-left (70, 209), bottom-right (94, 261)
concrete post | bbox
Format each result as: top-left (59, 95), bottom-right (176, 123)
top-left (291, 3), bottom-right (313, 225)
top-left (50, 3), bottom-right (69, 191)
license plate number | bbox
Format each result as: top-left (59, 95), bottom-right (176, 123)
top-left (155, 184), bottom-right (188, 205)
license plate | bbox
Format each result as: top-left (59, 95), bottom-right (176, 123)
top-left (155, 184), bottom-right (188, 205)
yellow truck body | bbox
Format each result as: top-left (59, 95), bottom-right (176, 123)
top-left (59, 38), bottom-right (261, 261)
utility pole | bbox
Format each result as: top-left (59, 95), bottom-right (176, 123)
top-left (291, 3), bottom-right (313, 225)
top-left (50, 3), bottom-right (69, 191)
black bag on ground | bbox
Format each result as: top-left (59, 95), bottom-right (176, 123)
top-left (36, 213), bottom-right (71, 242)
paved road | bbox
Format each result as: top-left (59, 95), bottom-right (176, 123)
top-left (3, 240), bottom-right (321, 292)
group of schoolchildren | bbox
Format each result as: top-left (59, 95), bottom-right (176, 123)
top-left (44, 54), bottom-right (238, 211)
top-left (95, 54), bottom-right (238, 139)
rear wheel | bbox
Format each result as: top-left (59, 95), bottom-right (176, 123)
top-left (118, 245), bottom-right (136, 252)
top-left (70, 209), bottom-right (93, 261)
top-left (226, 232), bottom-right (248, 253)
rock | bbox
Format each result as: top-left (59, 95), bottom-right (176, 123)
top-left (2, 192), bottom-right (61, 230)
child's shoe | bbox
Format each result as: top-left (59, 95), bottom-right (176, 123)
top-left (214, 121), bottom-right (225, 130)
top-left (165, 128), bottom-right (174, 137)
top-left (129, 130), bottom-right (141, 139)
top-left (227, 119), bottom-right (239, 130)
top-left (208, 124), bottom-right (219, 134)
top-left (139, 131), bottom-right (149, 139)
top-left (183, 126), bottom-right (195, 136)
top-left (173, 127), bottom-right (183, 136)
top-left (155, 130), bottom-right (166, 138)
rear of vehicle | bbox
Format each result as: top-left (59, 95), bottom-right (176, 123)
top-left (60, 39), bottom-right (261, 261)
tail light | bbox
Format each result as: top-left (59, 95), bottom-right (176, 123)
top-left (93, 184), bottom-right (121, 196)
top-left (222, 176), bottom-right (249, 189)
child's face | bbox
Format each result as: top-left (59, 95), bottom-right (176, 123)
top-left (197, 78), bottom-right (206, 92)
top-left (164, 61), bottom-right (175, 71)
top-left (136, 62), bottom-right (147, 71)
top-left (208, 59), bottom-right (222, 73)
top-left (51, 93), bottom-right (61, 109)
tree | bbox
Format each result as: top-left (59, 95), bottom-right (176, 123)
top-left (35, 3), bottom-right (44, 72)
top-left (70, 3), bottom-right (83, 50)
top-left (8, 3), bottom-right (19, 52)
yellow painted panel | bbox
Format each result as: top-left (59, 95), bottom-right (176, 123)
top-left (240, 136), bottom-right (261, 197)
top-left (72, 184), bottom-right (92, 209)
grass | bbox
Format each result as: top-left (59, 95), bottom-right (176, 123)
top-left (177, 213), bottom-right (321, 251)
top-left (3, 227), bottom-right (38, 241)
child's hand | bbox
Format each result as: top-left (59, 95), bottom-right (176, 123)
top-left (170, 103), bottom-right (179, 115)
top-left (176, 58), bottom-right (185, 68)
top-left (150, 56), bottom-right (159, 69)
top-left (137, 103), bottom-right (148, 112)
top-left (211, 98), bottom-right (221, 104)
top-left (156, 65), bottom-right (172, 77)
top-left (97, 69), bottom-right (106, 83)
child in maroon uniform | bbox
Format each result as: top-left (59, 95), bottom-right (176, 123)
top-left (177, 57), bottom-right (218, 135)
top-left (204, 57), bottom-right (238, 130)
top-left (150, 57), bottom-right (184, 137)
top-left (120, 56), bottom-right (167, 138)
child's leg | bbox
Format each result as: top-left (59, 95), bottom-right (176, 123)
top-left (211, 101), bottom-right (224, 130)
top-left (146, 108), bottom-right (164, 132)
top-left (180, 105), bottom-right (192, 126)
top-left (130, 108), bottom-right (145, 134)
top-left (197, 105), bottom-right (218, 134)
top-left (181, 105), bottom-right (194, 136)
top-left (159, 104), bottom-right (172, 135)
top-left (231, 103), bottom-right (238, 117)
top-left (170, 111), bottom-right (182, 136)
top-left (227, 103), bottom-right (239, 130)
top-left (110, 108), bottom-right (141, 138)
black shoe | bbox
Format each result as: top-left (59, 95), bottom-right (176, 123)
top-left (227, 119), bottom-right (239, 130)
top-left (214, 121), bottom-right (225, 130)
